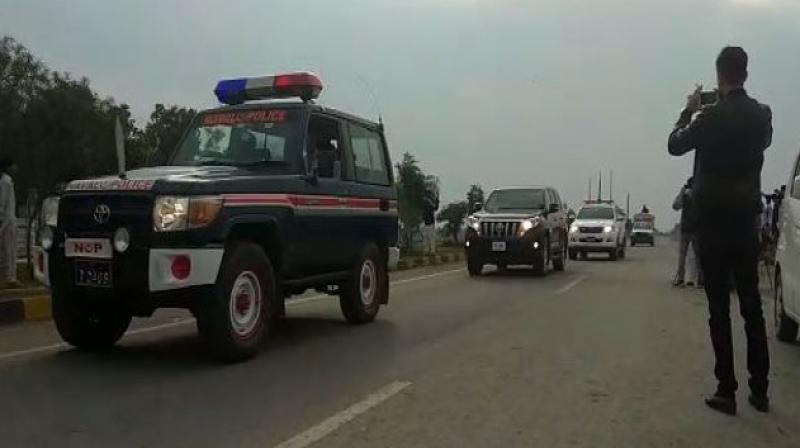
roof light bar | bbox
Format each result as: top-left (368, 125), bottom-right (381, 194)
top-left (214, 72), bottom-right (323, 105)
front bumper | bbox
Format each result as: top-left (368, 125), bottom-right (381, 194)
top-left (631, 232), bottom-right (654, 243)
top-left (465, 236), bottom-right (543, 265)
top-left (569, 233), bottom-right (617, 250)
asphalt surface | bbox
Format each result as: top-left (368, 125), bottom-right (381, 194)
top-left (1, 240), bottom-right (800, 447)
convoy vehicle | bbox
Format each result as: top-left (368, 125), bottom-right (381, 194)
top-left (568, 202), bottom-right (627, 260)
top-left (464, 186), bottom-right (568, 276)
top-left (34, 72), bottom-right (399, 361)
top-left (774, 151), bottom-right (800, 344)
top-left (630, 212), bottom-right (656, 246)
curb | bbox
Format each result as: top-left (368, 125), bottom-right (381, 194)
top-left (0, 253), bottom-right (466, 327)
top-left (0, 294), bottom-right (52, 326)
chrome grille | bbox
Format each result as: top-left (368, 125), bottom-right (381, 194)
top-left (480, 221), bottom-right (520, 238)
top-left (579, 226), bottom-right (603, 234)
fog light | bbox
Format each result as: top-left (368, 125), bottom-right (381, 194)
top-left (171, 255), bottom-right (191, 280)
top-left (533, 241), bottom-right (540, 249)
top-left (466, 240), bottom-right (471, 247)
top-left (113, 227), bottom-right (130, 253)
top-left (40, 226), bottom-right (54, 250)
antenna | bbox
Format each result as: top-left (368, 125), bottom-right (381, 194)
top-left (357, 75), bottom-right (383, 126)
top-left (598, 171), bottom-right (602, 201)
top-left (588, 177), bottom-right (592, 201)
top-left (610, 170), bottom-right (614, 201)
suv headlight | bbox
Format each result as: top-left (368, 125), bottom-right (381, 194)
top-left (518, 217), bottom-right (542, 236)
top-left (466, 216), bottom-right (480, 233)
top-left (569, 224), bottom-right (579, 233)
top-left (603, 225), bottom-right (614, 233)
top-left (153, 196), bottom-right (222, 232)
top-left (41, 196), bottom-right (60, 227)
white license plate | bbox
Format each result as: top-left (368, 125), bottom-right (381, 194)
top-left (492, 241), bottom-right (507, 252)
top-left (65, 238), bottom-right (113, 259)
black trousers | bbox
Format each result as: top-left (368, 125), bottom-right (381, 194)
top-left (698, 213), bottom-right (770, 396)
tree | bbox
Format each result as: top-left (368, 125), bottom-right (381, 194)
top-left (395, 152), bottom-right (427, 251)
top-left (438, 201), bottom-right (468, 243)
top-left (466, 184), bottom-right (485, 212)
top-left (137, 104), bottom-right (197, 167)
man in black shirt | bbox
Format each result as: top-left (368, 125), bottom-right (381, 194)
top-left (668, 46), bottom-right (773, 415)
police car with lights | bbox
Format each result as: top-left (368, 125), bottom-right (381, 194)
top-left (464, 186), bottom-right (569, 276)
top-left (568, 202), bottom-right (627, 261)
top-left (35, 72), bottom-right (399, 361)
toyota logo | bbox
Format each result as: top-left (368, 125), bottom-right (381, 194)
top-left (93, 204), bottom-right (111, 224)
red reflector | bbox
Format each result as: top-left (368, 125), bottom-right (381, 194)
top-left (171, 255), bottom-right (192, 280)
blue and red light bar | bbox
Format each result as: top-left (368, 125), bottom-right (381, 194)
top-left (214, 72), bottom-right (323, 105)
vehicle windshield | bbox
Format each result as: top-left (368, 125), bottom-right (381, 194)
top-left (577, 207), bottom-right (614, 220)
top-left (484, 189), bottom-right (545, 213)
top-left (170, 109), bottom-right (302, 168)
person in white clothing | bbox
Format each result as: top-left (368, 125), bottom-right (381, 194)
top-left (0, 157), bottom-right (18, 288)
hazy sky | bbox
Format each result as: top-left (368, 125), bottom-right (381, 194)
top-left (3, 0), bottom-right (799, 225)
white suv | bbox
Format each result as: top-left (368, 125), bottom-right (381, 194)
top-left (568, 203), bottom-right (626, 261)
top-left (774, 154), bottom-right (800, 343)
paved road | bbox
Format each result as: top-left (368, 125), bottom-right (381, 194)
top-left (1, 241), bottom-right (799, 447)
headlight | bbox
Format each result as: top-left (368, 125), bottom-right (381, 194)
top-left (569, 224), bottom-right (579, 234)
top-left (466, 216), bottom-right (480, 233)
top-left (153, 196), bottom-right (222, 232)
top-left (42, 196), bottom-right (60, 227)
top-left (518, 217), bottom-right (541, 236)
top-left (603, 225), bottom-right (614, 233)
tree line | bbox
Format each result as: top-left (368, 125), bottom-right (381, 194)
top-left (0, 36), bottom-right (195, 209)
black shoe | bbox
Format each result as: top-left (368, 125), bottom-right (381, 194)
top-left (748, 394), bottom-right (769, 413)
top-left (705, 394), bottom-right (737, 415)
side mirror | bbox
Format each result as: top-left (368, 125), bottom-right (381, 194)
top-left (472, 202), bottom-right (483, 213)
top-left (549, 203), bottom-right (561, 213)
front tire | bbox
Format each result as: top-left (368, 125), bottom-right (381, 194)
top-left (467, 254), bottom-right (484, 276)
top-left (533, 238), bottom-right (549, 276)
top-left (609, 248), bottom-right (618, 261)
top-left (775, 272), bottom-right (799, 343)
top-left (340, 244), bottom-right (385, 324)
top-left (552, 239), bottom-right (566, 272)
top-left (196, 241), bottom-right (274, 362)
top-left (52, 291), bottom-right (131, 350)
top-left (568, 249), bottom-right (578, 260)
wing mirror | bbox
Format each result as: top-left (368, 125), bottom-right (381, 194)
top-left (472, 202), bottom-right (483, 213)
top-left (548, 203), bottom-right (561, 213)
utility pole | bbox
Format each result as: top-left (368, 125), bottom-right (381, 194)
top-left (626, 193), bottom-right (630, 217)
top-left (588, 177), bottom-right (592, 202)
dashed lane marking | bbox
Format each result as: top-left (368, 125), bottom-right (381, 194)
top-left (555, 275), bottom-right (588, 295)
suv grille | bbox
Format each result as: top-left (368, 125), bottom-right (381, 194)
top-left (579, 226), bottom-right (603, 234)
top-left (60, 193), bottom-right (153, 235)
top-left (481, 221), bottom-right (520, 238)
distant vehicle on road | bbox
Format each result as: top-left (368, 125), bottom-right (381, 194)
top-left (630, 212), bottom-right (656, 246)
top-left (464, 186), bottom-right (568, 276)
top-left (35, 72), bottom-right (399, 361)
top-left (568, 202), bottom-right (627, 260)
top-left (774, 151), bottom-right (800, 344)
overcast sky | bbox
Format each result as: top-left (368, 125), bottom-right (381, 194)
top-left (3, 0), bottom-right (799, 225)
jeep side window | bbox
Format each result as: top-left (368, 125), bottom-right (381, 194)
top-left (792, 152), bottom-right (800, 199)
top-left (349, 124), bottom-right (390, 185)
top-left (308, 115), bottom-right (342, 179)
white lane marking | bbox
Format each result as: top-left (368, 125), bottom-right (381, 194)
top-left (272, 381), bottom-right (411, 448)
top-left (0, 268), bottom-right (465, 362)
top-left (0, 342), bottom-right (66, 362)
top-left (555, 275), bottom-right (587, 295)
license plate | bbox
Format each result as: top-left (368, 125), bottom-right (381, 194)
top-left (65, 238), bottom-right (112, 259)
top-left (492, 241), bottom-right (507, 252)
top-left (75, 261), bottom-right (113, 287)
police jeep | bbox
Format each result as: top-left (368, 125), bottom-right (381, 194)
top-left (35, 72), bottom-right (399, 361)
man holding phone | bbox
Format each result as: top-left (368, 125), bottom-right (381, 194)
top-left (668, 47), bottom-right (773, 415)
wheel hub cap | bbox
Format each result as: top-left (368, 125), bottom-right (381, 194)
top-left (229, 271), bottom-right (262, 338)
top-left (360, 260), bottom-right (377, 306)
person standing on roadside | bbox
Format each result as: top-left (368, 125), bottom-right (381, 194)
top-left (672, 177), bottom-right (701, 287)
top-left (668, 46), bottom-right (773, 415)
top-left (0, 157), bottom-right (19, 289)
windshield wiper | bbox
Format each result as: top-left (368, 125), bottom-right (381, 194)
top-left (196, 159), bottom-right (236, 167)
top-left (235, 160), bottom-right (288, 167)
